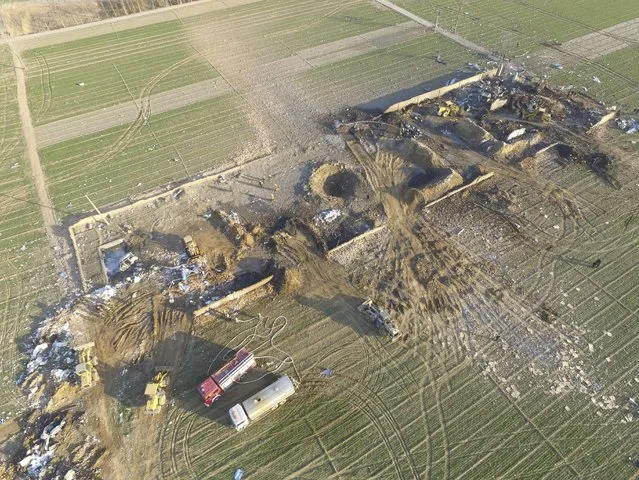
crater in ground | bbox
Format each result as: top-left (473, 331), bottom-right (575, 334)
top-left (310, 164), bottom-right (360, 200)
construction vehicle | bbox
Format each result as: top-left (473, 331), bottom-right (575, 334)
top-left (228, 375), bottom-right (295, 431)
top-left (183, 235), bottom-right (200, 258)
top-left (74, 342), bottom-right (99, 389)
top-left (437, 100), bottom-right (464, 117)
top-left (522, 107), bottom-right (551, 123)
top-left (118, 252), bottom-right (138, 272)
top-left (145, 368), bottom-right (171, 414)
top-left (198, 348), bottom-right (256, 406)
top-left (358, 300), bottom-right (401, 341)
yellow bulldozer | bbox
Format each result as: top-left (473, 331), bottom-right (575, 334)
top-left (183, 236), bottom-right (200, 258)
top-left (437, 100), bottom-right (464, 117)
top-left (74, 342), bottom-right (99, 389)
top-left (145, 369), bottom-right (171, 414)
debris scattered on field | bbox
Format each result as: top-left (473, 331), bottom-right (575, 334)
top-left (506, 127), bottom-right (526, 142)
top-left (234, 468), bottom-right (245, 480)
top-left (551, 63), bottom-right (563, 70)
top-left (616, 117), bottom-right (638, 134)
top-left (592, 76), bottom-right (601, 84)
top-left (314, 209), bottom-right (342, 224)
top-left (320, 368), bottom-right (333, 377)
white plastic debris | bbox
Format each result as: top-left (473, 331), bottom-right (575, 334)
top-left (551, 63), bottom-right (563, 70)
top-left (92, 285), bottom-right (118, 301)
top-left (51, 369), bottom-right (71, 381)
top-left (314, 209), bottom-right (342, 224)
top-left (616, 118), bottom-right (638, 134)
top-left (320, 368), bottom-right (333, 377)
top-left (592, 76), bottom-right (601, 84)
top-left (234, 469), bottom-right (244, 480)
top-left (506, 127), bottom-right (526, 142)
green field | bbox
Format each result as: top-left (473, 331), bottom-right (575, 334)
top-left (395, 0), bottom-right (639, 57)
top-left (179, 0), bottom-right (405, 59)
top-left (39, 93), bottom-right (252, 212)
top-left (0, 47), bottom-right (60, 415)
top-left (23, 21), bottom-right (218, 125)
top-left (547, 45), bottom-right (639, 110)
top-left (300, 33), bottom-right (485, 105)
top-left (160, 288), bottom-right (637, 479)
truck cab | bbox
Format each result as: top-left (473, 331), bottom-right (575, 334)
top-left (228, 404), bottom-right (250, 431)
top-left (198, 376), bottom-right (224, 406)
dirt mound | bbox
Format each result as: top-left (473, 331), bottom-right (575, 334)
top-left (275, 267), bottom-right (304, 294)
top-left (405, 167), bottom-right (463, 204)
top-left (309, 164), bottom-right (360, 200)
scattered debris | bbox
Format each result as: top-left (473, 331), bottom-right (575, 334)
top-left (314, 209), bottom-right (342, 224)
top-left (617, 117), bottom-right (638, 134)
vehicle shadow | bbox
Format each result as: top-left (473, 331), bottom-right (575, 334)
top-left (101, 332), bottom-right (278, 427)
top-left (295, 292), bottom-right (380, 338)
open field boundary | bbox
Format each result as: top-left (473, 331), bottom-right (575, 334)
top-left (8, 0), bottom-right (264, 51)
top-left (373, 0), bottom-right (496, 59)
top-left (327, 225), bottom-right (387, 257)
top-left (194, 275), bottom-right (273, 317)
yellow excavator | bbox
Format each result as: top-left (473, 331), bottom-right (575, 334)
top-left (437, 100), bottom-right (464, 117)
top-left (74, 342), bottom-right (99, 389)
top-left (522, 107), bottom-right (551, 123)
top-left (145, 368), bottom-right (171, 414)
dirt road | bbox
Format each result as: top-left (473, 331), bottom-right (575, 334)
top-left (529, 17), bottom-right (639, 69)
top-left (35, 77), bottom-right (233, 147)
top-left (9, 41), bottom-right (57, 229)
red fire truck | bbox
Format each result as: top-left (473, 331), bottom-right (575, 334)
top-left (197, 348), bottom-right (256, 406)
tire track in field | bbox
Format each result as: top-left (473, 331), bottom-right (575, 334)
top-left (95, 54), bottom-right (200, 170)
top-left (32, 52), bottom-right (52, 124)
top-left (340, 371), bottom-right (421, 480)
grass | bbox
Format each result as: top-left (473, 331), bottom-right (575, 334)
top-left (0, 47), bottom-right (61, 416)
top-left (159, 293), bottom-right (637, 479)
top-left (547, 46), bottom-right (639, 110)
top-left (39, 93), bottom-right (253, 212)
top-left (299, 33), bottom-right (487, 105)
top-left (180, 0), bottom-right (405, 60)
top-left (23, 20), bottom-right (218, 125)
top-left (395, 0), bottom-right (639, 57)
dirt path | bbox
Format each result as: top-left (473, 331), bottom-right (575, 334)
top-left (35, 77), bottom-right (232, 147)
top-left (9, 41), bottom-right (57, 229)
top-left (372, 0), bottom-right (497, 60)
top-left (529, 17), bottom-right (639, 69)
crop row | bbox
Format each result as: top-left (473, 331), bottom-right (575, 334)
top-left (39, 93), bottom-right (253, 212)
top-left (395, 0), bottom-right (639, 57)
